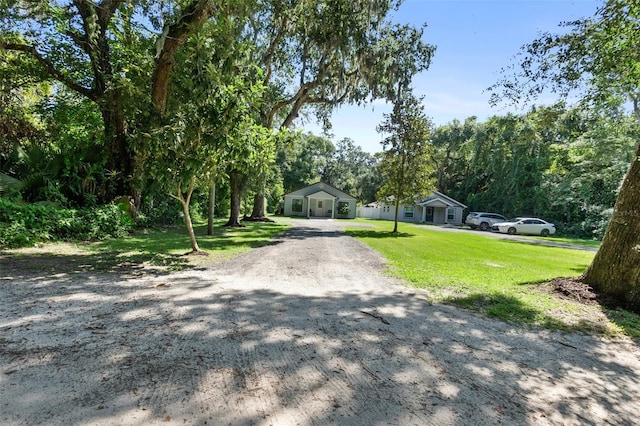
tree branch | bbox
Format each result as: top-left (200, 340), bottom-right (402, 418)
top-left (261, 15), bottom-right (289, 87)
top-left (151, 0), bottom-right (216, 115)
top-left (0, 41), bottom-right (97, 101)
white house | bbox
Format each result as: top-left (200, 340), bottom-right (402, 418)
top-left (283, 182), bottom-right (358, 219)
top-left (357, 191), bottom-right (467, 225)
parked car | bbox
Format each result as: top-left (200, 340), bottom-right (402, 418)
top-left (492, 217), bottom-right (556, 236)
top-left (465, 212), bottom-right (508, 231)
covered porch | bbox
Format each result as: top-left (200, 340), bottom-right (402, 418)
top-left (306, 190), bottom-right (336, 218)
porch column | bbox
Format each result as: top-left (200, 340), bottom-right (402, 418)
top-left (421, 206), bottom-right (426, 223)
top-left (332, 198), bottom-right (336, 219)
top-left (306, 196), bottom-right (310, 218)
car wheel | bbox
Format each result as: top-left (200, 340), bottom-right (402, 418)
top-left (541, 229), bottom-right (549, 237)
top-left (479, 222), bottom-right (489, 231)
top-left (507, 227), bottom-right (517, 235)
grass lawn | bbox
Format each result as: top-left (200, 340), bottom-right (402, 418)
top-left (82, 219), bottom-right (291, 271)
top-left (345, 219), bottom-right (640, 338)
top-left (511, 234), bottom-right (602, 249)
top-left (1, 218), bottom-right (291, 288)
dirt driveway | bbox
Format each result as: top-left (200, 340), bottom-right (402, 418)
top-left (1, 219), bottom-right (639, 425)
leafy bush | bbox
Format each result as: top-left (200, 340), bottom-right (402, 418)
top-left (0, 198), bottom-right (133, 248)
top-left (135, 193), bottom-right (183, 227)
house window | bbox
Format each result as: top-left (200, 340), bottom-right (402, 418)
top-left (447, 208), bottom-right (455, 221)
top-left (337, 201), bottom-right (350, 215)
top-left (383, 205), bottom-right (390, 213)
top-left (292, 198), bottom-right (302, 212)
top-left (317, 200), bottom-right (323, 209)
top-left (404, 206), bottom-right (414, 218)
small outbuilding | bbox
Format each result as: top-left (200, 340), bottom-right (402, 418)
top-left (283, 182), bottom-right (357, 219)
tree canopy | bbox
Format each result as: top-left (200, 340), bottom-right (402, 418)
top-left (377, 91), bottom-right (434, 233)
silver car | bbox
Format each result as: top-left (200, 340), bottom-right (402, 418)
top-left (492, 217), bottom-right (556, 236)
top-left (465, 212), bottom-right (508, 231)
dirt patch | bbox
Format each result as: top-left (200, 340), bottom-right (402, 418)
top-left (547, 276), bottom-right (630, 312)
top-left (2, 219), bottom-right (640, 425)
top-left (549, 277), bottom-right (599, 304)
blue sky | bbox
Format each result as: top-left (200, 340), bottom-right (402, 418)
top-left (301, 0), bottom-right (602, 153)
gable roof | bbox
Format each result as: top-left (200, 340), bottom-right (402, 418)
top-left (305, 190), bottom-right (337, 199)
top-left (417, 191), bottom-right (467, 209)
top-left (283, 182), bottom-right (357, 201)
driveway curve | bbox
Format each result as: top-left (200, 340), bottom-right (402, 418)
top-left (1, 218), bottom-right (639, 425)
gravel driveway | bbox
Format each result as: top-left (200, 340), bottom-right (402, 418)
top-left (1, 218), bottom-right (639, 425)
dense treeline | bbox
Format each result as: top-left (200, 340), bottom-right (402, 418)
top-left (2, 95), bottom-right (636, 245)
top-left (432, 105), bottom-right (638, 239)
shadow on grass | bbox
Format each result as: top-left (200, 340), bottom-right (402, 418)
top-left (606, 308), bottom-right (640, 339)
top-left (448, 287), bottom-right (640, 338)
top-left (1, 221), bottom-right (290, 279)
top-left (446, 292), bottom-right (597, 333)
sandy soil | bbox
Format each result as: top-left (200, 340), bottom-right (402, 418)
top-left (1, 219), bottom-right (639, 425)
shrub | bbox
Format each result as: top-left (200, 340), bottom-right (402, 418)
top-left (0, 198), bottom-right (133, 248)
top-left (136, 193), bottom-right (182, 227)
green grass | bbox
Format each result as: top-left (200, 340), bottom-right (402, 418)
top-left (1, 219), bottom-right (291, 279)
top-left (85, 219), bottom-right (291, 270)
top-left (514, 235), bottom-right (602, 249)
top-left (346, 219), bottom-right (640, 338)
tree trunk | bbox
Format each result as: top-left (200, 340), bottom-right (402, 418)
top-left (246, 191), bottom-right (274, 222)
top-left (99, 96), bottom-right (130, 198)
top-left (175, 177), bottom-right (206, 254)
top-left (250, 192), bottom-right (266, 218)
top-left (207, 182), bottom-right (215, 235)
top-left (225, 170), bottom-right (244, 227)
top-left (581, 143), bottom-right (640, 312)
top-left (393, 199), bottom-right (400, 234)
top-left (151, 0), bottom-right (215, 116)
top-left (181, 197), bottom-right (202, 253)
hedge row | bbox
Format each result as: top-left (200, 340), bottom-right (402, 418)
top-left (0, 198), bottom-right (133, 248)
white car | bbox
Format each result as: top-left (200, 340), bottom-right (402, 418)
top-left (492, 217), bottom-right (556, 236)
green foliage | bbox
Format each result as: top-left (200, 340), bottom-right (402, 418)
top-left (135, 191), bottom-right (183, 227)
top-left (0, 172), bottom-right (23, 200)
top-left (376, 91), bottom-right (434, 231)
top-left (432, 105), bottom-right (637, 238)
top-left (337, 201), bottom-right (350, 215)
top-left (322, 137), bottom-right (381, 202)
top-left (489, 0), bottom-right (640, 110)
top-left (138, 20), bottom-right (273, 195)
top-left (254, 0), bottom-right (435, 129)
top-left (0, 198), bottom-right (133, 248)
top-left (277, 132), bottom-right (334, 192)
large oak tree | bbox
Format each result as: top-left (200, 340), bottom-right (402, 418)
top-left (242, 0), bottom-right (435, 221)
top-left (0, 0), bottom-right (219, 198)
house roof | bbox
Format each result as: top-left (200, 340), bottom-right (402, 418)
top-left (304, 190), bottom-right (337, 199)
top-left (283, 182), bottom-right (357, 201)
top-left (371, 191), bottom-right (466, 209)
top-left (417, 191), bottom-right (467, 208)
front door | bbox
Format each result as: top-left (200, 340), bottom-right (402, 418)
top-left (316, 200), bottom-right (324, 217)
top-left (425, 207), bottom-right (434, 222)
